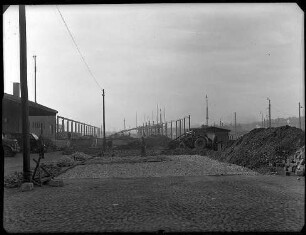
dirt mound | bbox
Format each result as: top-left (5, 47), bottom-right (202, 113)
top-left (145, 135), bottom-right (172, 149)
top-left (210, 126), bottom-right (305, 171)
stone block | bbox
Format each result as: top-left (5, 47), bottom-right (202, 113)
top-left (48, 179), bottom-right (64, 187)
top-left (296, 170), bottom-right (305, 176)
top-left (20, 182), bottom-right (34, 192)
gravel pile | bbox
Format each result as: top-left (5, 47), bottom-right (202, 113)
top-left (57, 155), bottom-right (258, 179)
top-left (209, 126), bottom-right (305, 170)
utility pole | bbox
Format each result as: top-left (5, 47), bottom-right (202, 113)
top-left (299, 102), bottom-right (303, 129)
top-left (206, 95), bottom-right (208, 126)
top-left (102, 89), bottom-right (106, 151)
top-left (19, 5), bottom-right (31, 182)
top-left (156, 104), bottom-right (159, 123)
top-left (164, 107), bottom-right (166, 123)
top-left (234, 112), bottom-right (237, 136)
top-left (160, 108), bottom-right (162, 124)
top-left (124, 118), bottom-right (126, 130)
top-left (267, 98), bottom-right (271, 127)
top-left (136, 112), bottom-right (137, 127)
top-left (33, 55), bottom-right (37, 103)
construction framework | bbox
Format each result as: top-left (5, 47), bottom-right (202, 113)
top-left (56, 115), bottom-right (101, 139)
top-left (115, 115), bottom-right (191, 140)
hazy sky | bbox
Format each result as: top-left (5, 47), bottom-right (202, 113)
top-left (3, 3), bottom-right (304, 131)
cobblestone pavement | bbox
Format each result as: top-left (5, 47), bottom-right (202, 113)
top-left (57, 155), bottom-right (259, 179)
top-left (4, 174), bottom-right (304, 233)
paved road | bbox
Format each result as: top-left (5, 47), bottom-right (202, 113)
top-left (4, 175), bottom-right (304, 233)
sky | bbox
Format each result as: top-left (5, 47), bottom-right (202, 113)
top-left (3, 3), bottom-right (304, 132)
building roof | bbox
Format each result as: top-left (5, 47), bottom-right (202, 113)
top-left (191, 126), bottom-right (231, 133)
top-left (3, 93), bottom-right (58, 116)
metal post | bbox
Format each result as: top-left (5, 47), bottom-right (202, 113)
top-left (299, 102), bottom-right (302, 129)
top-left (33, 55), bottom-right (37, 103)
top-left (179, 119), bottom-right (182, 136)
top-left (19, 5), bottom-right (31, 182)
top-left (56, 116), bottom-right (59, 135)
top-left (102, 89), bottom-right (106, 151)
top-left (175, 121), bottom-right (177, 139)
top-left (170, 121), bottom-right (173, 139)
top-left (267, 98), bottom-right (271, 128)
top-left (62, 118), bottom-right (64, 132)
top-left (234, 112), bottom-right (237, 135)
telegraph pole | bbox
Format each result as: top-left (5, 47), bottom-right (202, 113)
top-left (33, 55), bottom-right (37, 103)
top-left (206, 95), bottom-right (208, 126)
top-left (156, 104), bottom-right (159, 123)
top-left (299, 102), bottom-right (303, 129)
top-left (267, 98), bottom-right (271, 127)
top-left (102, 89), bottom-right (106, 151)
top-left (234, 112), bottom-right (237, 135)
top-left (19, 5), bottom-right (31, 182)
top-left (160, 108), bottom-right (162, 123)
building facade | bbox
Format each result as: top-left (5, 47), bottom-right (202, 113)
top-left (2, 91), bottom-right (58, 140)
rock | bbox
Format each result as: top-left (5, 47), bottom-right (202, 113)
top-left (20, 182), bottom-right (34, 191)
top-left (47, 179), bottom-right (64, 187)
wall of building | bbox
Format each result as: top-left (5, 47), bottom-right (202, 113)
top-left (29, 116), bottom-right (56, 140)
top-left (2, 100), bottom-right (22, 134)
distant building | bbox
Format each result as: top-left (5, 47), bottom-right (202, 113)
top-left (2, 84), bottom-right (58, 140)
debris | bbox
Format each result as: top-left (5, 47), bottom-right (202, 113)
top-left (47, 179), bottom-right (64, 187)
top-left (20, 182), bottom-right (34, 192)
top-left (208, 126), bottom-right (305, 174)
top-left (56, 156), bottom-right (75, 167)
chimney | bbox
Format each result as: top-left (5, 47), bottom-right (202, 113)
top-left (13, 82), bottom-right (20, 98)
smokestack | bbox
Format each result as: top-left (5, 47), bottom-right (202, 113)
top-left (13, 82), bottom-right (20, 98)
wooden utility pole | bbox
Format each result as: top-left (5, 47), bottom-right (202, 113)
top-left (188, 115), bottom-right (191, 131)
top-left (170, 121), bottom-right (173, 139)
top-left (33, 55), bottom-right (37, 103)
top-left (160, 108), bottom-right (162, 124)
top-left (102, 89), bottom-right (106, 151)
top-left (206, 95), bottom-right (208, 126)
top-left (19, 5), bottom-right (31, 182)
top-left (267, 98), bottom-right (271, 127)
top-left (156, 104), bottom-right (159, 123)
top-left (234, 112), bottom-right (237, 136)
top-left (299, 102), bottom-right (303, 129)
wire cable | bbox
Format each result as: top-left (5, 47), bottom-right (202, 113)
top-left (56, 5), bottom-right (103, 91)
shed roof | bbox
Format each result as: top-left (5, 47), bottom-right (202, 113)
top-left (3, 93), bottom-right (58, 116)
top-left (191, 126), bottom-right (231, 133)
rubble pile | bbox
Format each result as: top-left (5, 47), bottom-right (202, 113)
top-left (285, 146), bottom-right (305, 176)
top-left (71, 152), bottom-right (92, 161)
top-left (4, 172), bottom-right (24, 188)
top-left (209, 126), bottom-right (305, 172)
top-left (56, 156), bottom-right (75, 167)
top-left (145, 135), bottom-right (172, 149)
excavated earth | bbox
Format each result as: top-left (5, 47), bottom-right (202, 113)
top-left (208, 126), bottom-right (305, 172)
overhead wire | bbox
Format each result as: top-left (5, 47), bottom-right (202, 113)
top-left (55, 5), bottom-right (103, 92)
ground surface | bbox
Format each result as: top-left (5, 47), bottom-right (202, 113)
top-left (3, 153), bottom-right (305, 233)
top-left (4, 151), bottom-right (64, 176)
